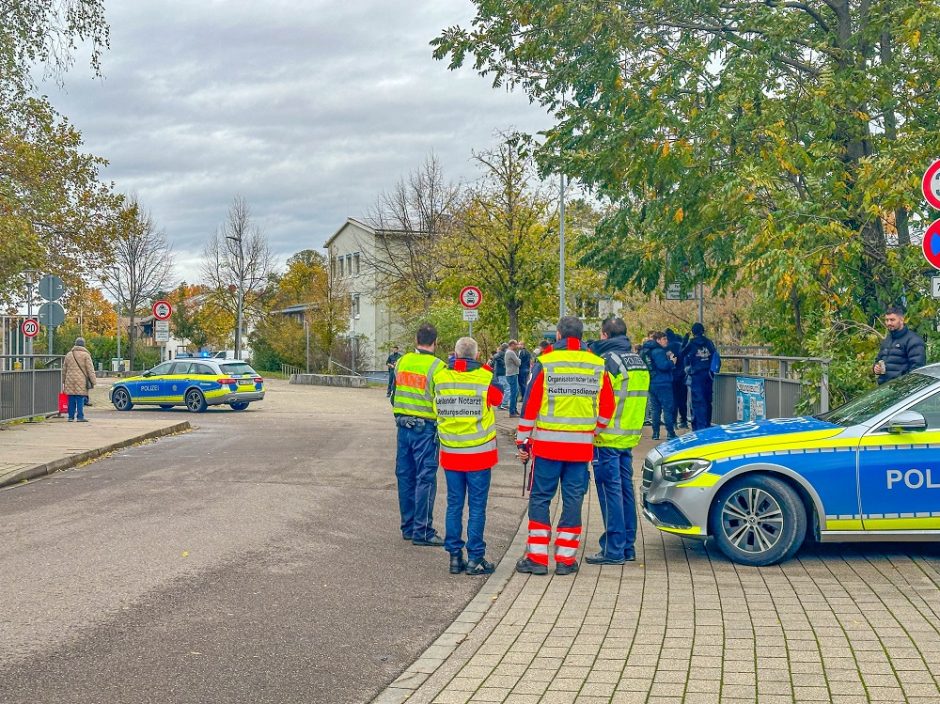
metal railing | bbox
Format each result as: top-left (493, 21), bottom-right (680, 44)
top-left (280, 363), bottom-right (303, 378)
top-left (0, 356), bottom-right (64, 423)
top-left (712, 354), bottom-right (830, 425)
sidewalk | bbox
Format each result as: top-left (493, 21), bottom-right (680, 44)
top-left (376, 425), bottom-right (940, 704)
top-left (0, 394), bottom-right (191, 488)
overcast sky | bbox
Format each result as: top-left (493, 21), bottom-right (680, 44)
top-left (47, 0), bottom-right (551, 282)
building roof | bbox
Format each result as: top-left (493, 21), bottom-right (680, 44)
top-left (323, 216), bottom-right (429, 249)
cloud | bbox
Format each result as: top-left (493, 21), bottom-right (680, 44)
top-left (46, 0), bottom-right (551, 282)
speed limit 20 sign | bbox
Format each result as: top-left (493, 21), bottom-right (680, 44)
top-left (152, 299), bottom-right (173, 321)
top-left (21, 319), bottom-right (39, 338)
top-left (459, 286), bottom-right (482, 309)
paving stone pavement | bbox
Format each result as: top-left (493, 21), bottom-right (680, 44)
top-left (376, 436), bottom-right (940, 704)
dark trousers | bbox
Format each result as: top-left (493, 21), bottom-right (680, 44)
top-left (387, 370), bottom-right (395, 396)
top-left (690, 372), bottom-right (714, 430)
top-left (67, 395), bottom-right (86, 420)
top-left (649, 384), bottom-right (676, 437)
top-left (592, 447), bottom-right (636, 558)
top-left (672, 377), bottom-right (688, 425)
top-left (395, 418), bottom-right (439, 540)
top-left (528, 458), bottom-right (589, 529)
top-left (444, 469), bottom-right (492, 561)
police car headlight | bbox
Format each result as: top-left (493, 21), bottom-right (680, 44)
top-left (660, 459), bottom-right (711, 483)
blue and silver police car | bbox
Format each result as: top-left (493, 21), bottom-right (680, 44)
top-left (109, 359), bottom-right (265, 413)
top-left (643, 363), bottom-right (940, 565)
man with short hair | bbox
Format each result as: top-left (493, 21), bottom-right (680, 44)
top-left (433, 336), bottom-right (504, 575)
top-left (518, 341), bottom-right (531, 394)
top-left (665, 329), bottom-right (688, 429)
top-left (588, 318), bottom-right (649, 564)
top-left (504, 340), bottom-right (522, 416)
top-left (515, 316), bottom-right (615, 576)
top-left (873, 306), bottom-right (926, 384)
top-left (392, 323), bottom-right (445, 546)
top-left (385, 345), bottom-right (402, 398)
top-left (642, 332), bottom-right (678, 441)
top-left (493, 342), bottom-right (510, 409)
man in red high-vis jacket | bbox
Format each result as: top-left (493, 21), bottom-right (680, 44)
top-left (515, 316), bottom-right (615, 576)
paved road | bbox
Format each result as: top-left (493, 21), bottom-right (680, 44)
top-left (0, 380), bottom-right (527, 704)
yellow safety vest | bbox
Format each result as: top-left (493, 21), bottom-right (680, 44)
top-left (531, 347), bottom-right (605, 444)
top-left (595, 351), bottom-right (650, 449)
top-left (393, 352), bottom-right (443, 419)
top-left (432, 366), bottom-right (497, 453)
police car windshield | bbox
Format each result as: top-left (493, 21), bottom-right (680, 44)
top-left (818, 372), bottom-right (937, 426)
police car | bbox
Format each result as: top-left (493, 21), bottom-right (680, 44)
top-left (109, 359), bottom-right (265, 413)
top-left (642, 363), bottom-right (940, 566)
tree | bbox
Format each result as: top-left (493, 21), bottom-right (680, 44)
top-left (100, 198), bottom-right (174, 370)
top-left (0, 96), bottom-right (120, 303)
top-left (443, 133), bottom-right (559, 340)
top-left (201, 197), bottom-right (275, 353)
top-left (433, 1), bottom-right (940, 360)
top-left (64, 283), bottom-right (117, 337)
top-left (360, 154), bottom-right (460, 315)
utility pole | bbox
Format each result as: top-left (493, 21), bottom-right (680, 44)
top-left (304, 314), bottom-right (311, 374)
top-left (697, 282), bottom-right (705, 325)
top-left (559, 174), bottom-right (566, 319)
top-left (24, 269), bottom-right (37, 369)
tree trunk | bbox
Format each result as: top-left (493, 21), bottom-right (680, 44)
top-left (128, 312), bottom-right (137, 372)
top-left (508, 304), bottom-right (520, 341)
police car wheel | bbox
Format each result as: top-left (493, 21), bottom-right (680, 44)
top-left (185, 389), bottom-right (208, 413)
top-left (710, 474), bottom-right (806, 567)
top-left (112, 388), bottom-right (133, 411)
top-left (230, 402), bottom-right (249, 411)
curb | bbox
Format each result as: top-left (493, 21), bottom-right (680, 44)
top-left (372, 484), bottom-right (531, 704)
top-left (0, 421), bottom-right (192, 489)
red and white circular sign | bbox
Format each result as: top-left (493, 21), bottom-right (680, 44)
top-left (922, 159), bottom-right (940, 210)
top-left (21, 318), bottom-right (39, 338)
top-left (152, 300), bottom-right (173, 321)
top-left (459, 286), bottom-right (482, 309)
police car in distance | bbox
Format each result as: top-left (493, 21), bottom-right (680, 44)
top-left (109, 359), bottom-right (265, 413)
top-left (642, 363), bottom-right (940, 566)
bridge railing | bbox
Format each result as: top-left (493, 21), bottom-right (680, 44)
top-left (0, 355), bottom-right (64, 423)
top-left (712, 354), bottom-right (830, 425)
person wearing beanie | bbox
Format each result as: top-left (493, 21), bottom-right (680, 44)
top-left (62, 337), bottom-right (96, 422)
top-left (681, 323), bottom-right (720, 430)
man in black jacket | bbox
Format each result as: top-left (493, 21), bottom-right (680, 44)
top-left (665, 329), bottom-right (688, 429)
top-left (873, 306), bottom-right (926, 384)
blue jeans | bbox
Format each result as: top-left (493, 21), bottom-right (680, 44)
top-left (593, 447), bottom-right (636, 558)
top-left (497, 376), bottom-right (510, 408)
top-left (395, 418), bottom-right (439, 540)
top-left (67, 395), bottom-right (86, 420)
top-left (444, 469), bottom-right (492, 560)
top-left (649, 384), bottom-right (676, 437)
top-left (528, 458), bottom-right (589, 529)
top-left (506, 374), bottom-right (519, 414)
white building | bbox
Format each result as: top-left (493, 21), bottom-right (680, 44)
top-left (324, 217), bottom-right (408, 370)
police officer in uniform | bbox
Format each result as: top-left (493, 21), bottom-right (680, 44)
top-left (515, 316), bottom-right (615, 576)
top-left (682, 322), bottom-right (719, 430)
top-left (392, 323), bottom-right (445, 546)
top-left (588, 317), bottom-right (650, 564)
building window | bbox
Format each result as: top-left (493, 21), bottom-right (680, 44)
top-left (338, 256), bottom-right (344, 277)
top-left (352, 294), bottom-right (360, 317)
top-left (353, 252), bottom-right (360, 275)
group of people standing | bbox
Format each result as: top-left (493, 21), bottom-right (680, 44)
top-left (488, 340), bottom-right (531, 416)
top-left (389, 314), bottom-right (676, 577)
top-left (639, 323), bottom-right (720, 440)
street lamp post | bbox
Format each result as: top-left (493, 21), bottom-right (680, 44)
top-left (227, 234), bottom-right (245, 359)
top-left (559, 174), bottom-right (567, 320)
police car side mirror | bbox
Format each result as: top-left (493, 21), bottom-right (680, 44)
top-left (884, 410), bottom-right (927, 433)
top-left (142, 371), bottom-right (153, 378)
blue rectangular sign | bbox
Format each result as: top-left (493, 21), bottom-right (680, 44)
top-left (735, 376), bottom-right (766, 422)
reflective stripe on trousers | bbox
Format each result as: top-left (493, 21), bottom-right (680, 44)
top-left (525, 520), bottom-right (551, 566)
top-left (554, 526), bottom-right (582, 565)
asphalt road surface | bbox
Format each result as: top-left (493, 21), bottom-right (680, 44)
top-left (0, 380), bottom-right (527, 704)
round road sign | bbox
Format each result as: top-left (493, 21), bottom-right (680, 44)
top-left (923, 159), bottom-right (940, 210)
top-left (924, 219), bottom-right (940, 270)
top-left (21, 319), bottom-right (39, 338)
top-left (459, 286), bottom-right (482, 309)
top-left (38, 301), bottom-right (66, 328)
top-left (152, 300), bottom-right (173, 321)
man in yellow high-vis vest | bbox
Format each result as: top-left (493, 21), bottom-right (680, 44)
top-left (391, 323), bottom-right (445, 546)
top-left (588, 317), bottom-right (650, 564)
